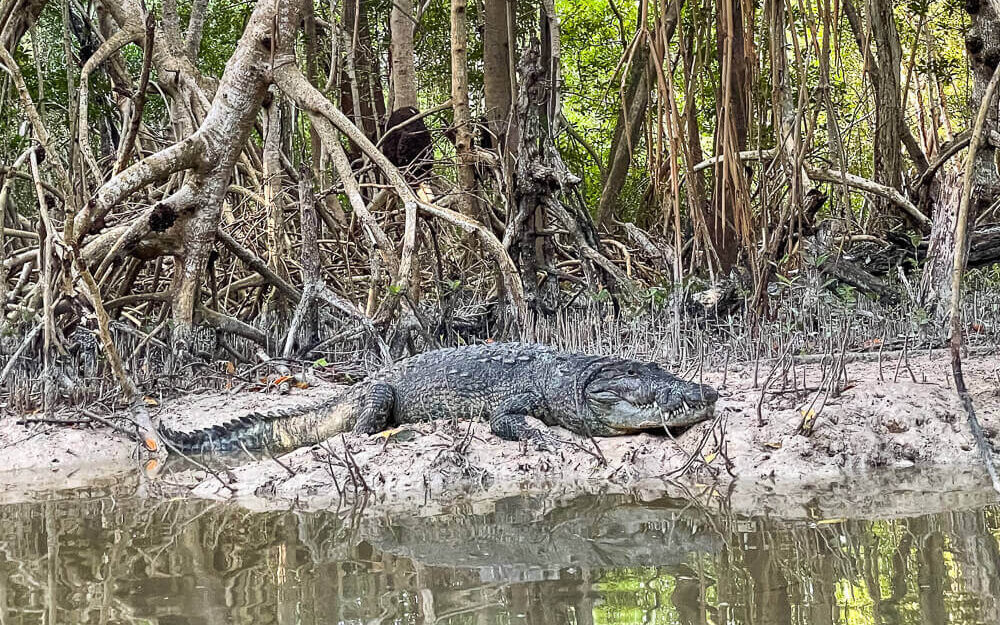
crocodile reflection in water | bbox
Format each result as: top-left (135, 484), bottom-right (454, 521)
top-left (363, 494), bottom-right (719, 583)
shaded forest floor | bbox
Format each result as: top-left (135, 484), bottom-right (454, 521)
top-left (2, 347), bottom-right (998, 518)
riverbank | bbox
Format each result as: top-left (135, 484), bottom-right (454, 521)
top-left (3, 349), bottom-right (996, 516)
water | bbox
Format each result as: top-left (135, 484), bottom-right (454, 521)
top-left (0, 486), bottom-right (997, 625)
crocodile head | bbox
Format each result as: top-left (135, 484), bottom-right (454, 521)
top-left (582, 359), bottom-right (718, 435)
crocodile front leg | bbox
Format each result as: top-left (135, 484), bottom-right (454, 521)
top-left (490, 394), bottom-right (560, 449)
top-left (354, 383), bottom-right (396, 435)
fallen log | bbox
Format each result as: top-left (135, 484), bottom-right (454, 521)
top-left (846, 225), bottom-right (1000, 277)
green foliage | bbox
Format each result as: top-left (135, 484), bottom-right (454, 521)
top-left (189, 0), bottom-right (256, 76)
top-left (641, 285), bottom-right (671, 309)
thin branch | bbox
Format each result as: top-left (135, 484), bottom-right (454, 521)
top-left (114, 10), bottom-right (156, 175)
top-left (274, 64), bottom-right (526, 320)
top-left (216, 228), bottom-right (303, 303)
top-left (78, 26), bottom-right (143, 183)
top-left (691, 149), bottom-right (931, 228)
top-left (948, 59), bottom-right (1000, 495)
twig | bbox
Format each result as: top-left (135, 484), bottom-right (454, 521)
top-left (79, 409), bottom-right (144, 441)
top-left (341, 436), bottom-right (370, 494)
top-left (266, 448), bottom-right (297, 478)
top-left (665, 410), bottom-right (726, 479)
top-left (17, 417), bottom-right (92, 426)
top-left (0, 322), bottom-right (40, 384)
top-left (948, 58), bottom-right (1000, 495)
top-left (114, 10), bottom-right (155, 174)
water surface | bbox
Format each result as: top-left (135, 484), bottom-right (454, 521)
top-left (0, 486), bottom-right (997, 625)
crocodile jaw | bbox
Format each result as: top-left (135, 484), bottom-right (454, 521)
top-left (587, 395), bottom-right (716, 434)
top-left (605, 401), bottom-right (716, 433)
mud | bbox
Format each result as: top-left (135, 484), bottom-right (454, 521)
top-left (2, 351), bottom-right (999, 517)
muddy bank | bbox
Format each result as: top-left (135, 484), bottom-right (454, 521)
top-left (164, 351), bottom-right (1000, 517)
top-left (2, 351), bottom-right (998, 516)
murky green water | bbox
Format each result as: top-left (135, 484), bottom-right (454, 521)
top-left (0, 487), bottom-right (998, 625)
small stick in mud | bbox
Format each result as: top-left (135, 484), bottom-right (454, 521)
top-left (665, 409), bottom-right (726, 478)
top-left (583, 432), bottom-right (607, 466)
top-left (798, 327), bottom-right (849, 436)
top-left (893, 334), bottom-right (907, 383)
top-left (236, 440), bottom-right (259, 462)
top-left (341, 437), bottom-right (371, 495)
top-left (80, 409), bottom-right (147, 442)
top-left (721, 350), bottom-right (730, 388)
top-left (266, 448), bottom-right (296, 478)
top-left (457, 418), bottom-right (476, 455)
top-left (314, 440), bottom-right (345, 500)
top-left (17, 416), bottom-right (92, 426)
top-left (877, 329), bottom-right (887, 382)
top-left (756, 341), bottom-right (795, 426)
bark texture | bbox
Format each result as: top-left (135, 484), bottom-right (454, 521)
top-left (966, 0), bottom-right (1000, 213)
top-left (483, 0), bottom-right (515, 145)
top-left (389, 0), bottom-right (418, 110)
top-left (450, 0), bottom-right (478, 217)
top-left (867, 0), bottom-right (903, 207)
top-left (712, 0), bottom-right (751, 269)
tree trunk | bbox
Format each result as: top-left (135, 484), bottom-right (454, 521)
top-left (595, 40), bottom-right (650, 228)
top-left (918, 169), bottom-right (962, 330)
top-left (512, 26), bottom-right (634, 313)
top-left (916, 0), bottom-right (1000, 332)
top-left (389, 0), bottom-right (418, 110)
top-left (843, 0), bottom-right (928, 176)
top-left (165, 0), bottom-right (305, 355)
top-left (450, 0), bottom-right (478, 217)
top-left (966, 0), bottom-right (1000, 212)
top-left (680, 9), bottom-right (704, 206)
top-left (711, 0), bottom-right (751, 270)
top-left (341, 0), bottom-right (384, 141)
top-left (262, 97), bottom-right (288, 280)
top-left (513, 41), bottom-right (563, 313)
top-left (866, 0), bottom-right (903, 220)
top-left (595, 1), bottom-right (682, 230)
top-left (483, 0), bottom-right (515, 146)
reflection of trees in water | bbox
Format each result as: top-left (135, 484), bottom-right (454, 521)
top-left (670, 512), bottom-right (1000, 625)
top-left (0, 494), bottom-right (996, 625)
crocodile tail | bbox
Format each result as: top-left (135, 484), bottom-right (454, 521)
top-left (158, 407), bottom-right (306, 453)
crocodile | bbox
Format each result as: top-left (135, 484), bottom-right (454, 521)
top-left (158, 342), bottom-right (718, 453)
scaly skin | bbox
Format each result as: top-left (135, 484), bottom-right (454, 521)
top-left (158, 343), bottom-right (718, 453)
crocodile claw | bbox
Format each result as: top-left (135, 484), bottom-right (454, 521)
top-left (529, 431), bottom-right (563, 452)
